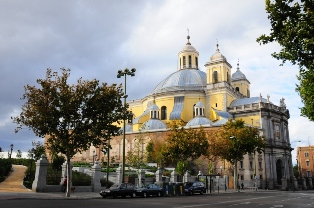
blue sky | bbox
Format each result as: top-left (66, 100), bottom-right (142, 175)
top-left (0, 0), bottom-right (312, 163)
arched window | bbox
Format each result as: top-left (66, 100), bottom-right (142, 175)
top-left (188, 55), bottom-right (192, 68)
top-left (161, 106), bottom-right (167, 120)
top-left (195, 57), bottom-right (198, 68)
top-left (183, 56), bottom-right (186, 68)
top-left (180, 58), bottom-right (181, 69)
top-left (213, 71), bottom-right (218, 83)
top-left (193, 104), bottom-right (196, 118)
top-left (235, 87), bottom-right (239, 92)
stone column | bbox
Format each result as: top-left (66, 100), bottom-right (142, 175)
top-left (184, 171), bottom-right (191, 183)
top-left (302, 177), bottom-right (307, 190)
top-left (116, 164), bottom-right (122, 184)
top-left (293, 177), bottom-right (299, 190)
top-left (281, 177), bottom-right (287, 190)
top-left (32, 155), bottom-right (49, 192)
top-left (155, 167), bottom-right (163, 182)
top-left (308, 178), bottom-right (313, 190)
top-left (138, 169), bottom-right (145, 187)
top-left (91, 161), bottom-right (101, 192)
top-left (170, 170), bottom-right (178, 183)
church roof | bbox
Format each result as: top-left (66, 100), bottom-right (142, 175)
top-left (151, 69), bottom-right (206, 94)
top-left (186, 116), bottom-right (213, 127)
top-left (212, 108), bottom-right (232, 118)
top-left (230, 97), bottom-right (269, 107)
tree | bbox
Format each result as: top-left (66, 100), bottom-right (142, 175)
top-left (28, 141), bottom-right (46, 160)
top-left (0, 147), bottom-right (2, 152)
top-left (126, 128), bottom-right (147, 170)
top-left (257, 0), bottom-right (314, 120)
top-left (207, 119), bottom-right (265, 191)
top-left (296, 70), bottom-right (314, 120)
top-left (162, 121), bottom-right (209, 168)
top-left (16, 150), bottom-right (22, 158)
top-left (146, 139), bottom-right (165, 167)
top-left (12, 68), bottom-right (130, 197)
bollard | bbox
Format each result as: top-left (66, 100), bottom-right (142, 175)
top-left (166, 185), bottom-right (169, 196)
top-left (180, 185), bottom-right (182, 195)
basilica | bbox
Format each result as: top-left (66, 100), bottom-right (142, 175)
top-left (72, 35), bottom-right (292, 189)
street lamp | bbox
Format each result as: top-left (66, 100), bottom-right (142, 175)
top-left (9, 144), bottom-right (14, 159)
top-left (117, 68), bottom-right (136, 183)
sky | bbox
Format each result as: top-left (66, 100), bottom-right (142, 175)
top-left (0, 0), bottom-right (313, 163)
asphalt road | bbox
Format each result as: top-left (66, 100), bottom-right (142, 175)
top-left (1, 191), bottom-right (314, 208)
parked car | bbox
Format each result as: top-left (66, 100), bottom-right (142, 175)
top-left (136, 183), bottom-right (163, 197)
top-left (99, 183), bottom-right (137, 198)
top-left (184, 181), bottom-right (206, 195)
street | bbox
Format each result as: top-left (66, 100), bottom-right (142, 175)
top-left (1, 191), bottom-right (314, 208)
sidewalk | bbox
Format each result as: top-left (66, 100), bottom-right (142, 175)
top-left (0, 165), bottom-right (281, 200)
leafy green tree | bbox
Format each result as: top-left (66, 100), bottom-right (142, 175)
top-left (16, 150), bottom-right (22, 158)
top-left (257, 0), bottom-right (314, 120)
top-left (145, 139), bottom-right (165, 167)
top-left (126, 129), bottom-right (147, 170)
top-left (162, 121), bottom-right (209, 168)
top-left (28, 141), bottom-right (46, 160)
top-left (12, 68), bottom-right (130, 197)
top-left (0, 147), bottom-right (2, 152)
top-left (207, 119), bottom-right (265, 190)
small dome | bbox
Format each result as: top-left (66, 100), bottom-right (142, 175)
top-left (210, 42), bottom-right (227, 62)
top-left (195, 101), bottom-right (204, 108)
top-left (149, 104), bottom-right (159, 111)
top-left (182, 44), bottom-right (197, 52)
top-left (186, 117), bottom-right (213, 127)
top-left (232, 61), bottom-right (246, 81)
top-left (141, 119), bottom-right (167, 130)
top-left (120, 123), bottom-right (133, 133)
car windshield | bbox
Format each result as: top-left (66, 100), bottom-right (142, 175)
top-left (184, 182), bottom-right (193, 187)
top-left (110, 184), bottom-right (120, 189)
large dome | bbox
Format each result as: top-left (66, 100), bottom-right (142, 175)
top-left (152, 69), bottom-right (206, 94)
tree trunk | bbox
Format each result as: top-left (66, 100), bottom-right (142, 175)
top-left (234, 161), bottom-right (238, 192)
top-left (66, 155), bottom-right (71, 197)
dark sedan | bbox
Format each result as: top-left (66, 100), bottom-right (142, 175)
top-left (136, 183), bottom-right (163, 197)
top-left (184, 181), bottom-right (206, 195)
top-left (100, 183), bottom-right (137, 198)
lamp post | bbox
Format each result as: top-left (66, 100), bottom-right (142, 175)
top-left (117, 68), bottom-right (136, 183)
top-left (9, 144), bottom-right (13, 159)
top-left (29, 153), bottom-right (34, 180)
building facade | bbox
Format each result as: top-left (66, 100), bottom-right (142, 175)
top-left (297, 146), bottom-right (314, 177)
top-left (66, 35), bottom-right (292, 189)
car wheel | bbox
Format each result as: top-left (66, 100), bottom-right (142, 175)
top-left (102, 196), bottom-right (106, 198)
top-left (143, 192), bottom-right (147, 198)
top-left (157, 191), bottom-right (161, 197)
top-left (200, 190), bottom-right (203, 195)
top-left (131, 192), bottom-right (136, 198)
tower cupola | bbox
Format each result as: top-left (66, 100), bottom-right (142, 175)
top-left (178, 32), bottom-right (200, 70)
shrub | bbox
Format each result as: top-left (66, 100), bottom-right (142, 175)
top-left (100, 178), bottom-right (114, 187)
top-left (72, 171), bottom-right (91, 186)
